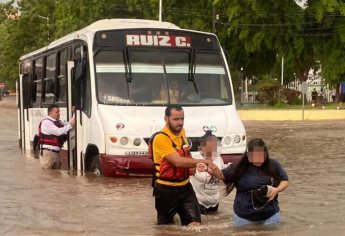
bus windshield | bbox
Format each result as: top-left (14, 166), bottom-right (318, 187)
top-left (95, 49), bottom-right (232, 106)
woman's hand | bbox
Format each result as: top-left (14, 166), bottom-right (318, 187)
top-left (267, 187), bottom-right (279, 201)
top-left (268, 180), bottom-right (289, 201)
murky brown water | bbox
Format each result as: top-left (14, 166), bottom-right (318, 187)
top-left (1, 96), bottom-right (345, 235)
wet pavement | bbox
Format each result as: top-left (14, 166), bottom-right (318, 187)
top-left (1, 96), bottom-right (345, 235)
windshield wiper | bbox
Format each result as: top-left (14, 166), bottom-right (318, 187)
top-left (188, 49), bottom-right (199, 94)
top-left (123, 47), bottom-right (133, 83)
top-left (123, 47), bottom-right (132, 98)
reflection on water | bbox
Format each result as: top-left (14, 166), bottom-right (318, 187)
top-left (1, 100), bottom-right (345, 235)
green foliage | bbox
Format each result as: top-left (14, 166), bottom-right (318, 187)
top-left (0, 0), bottom-right (345, 92)
top-left (214, 0), bottom-right (307, 80)
top-left (309, 0), bottom-right (345, 85)
top-left (0, 0), bottom-right (216, 89)
top-left (256, 75), bottom-right (281, 105)
top-left (281, 88), bottom-right (302, 105)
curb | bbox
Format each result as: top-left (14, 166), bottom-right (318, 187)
top-left (238, 109), bottom-right (345, 121)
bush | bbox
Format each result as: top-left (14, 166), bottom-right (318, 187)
top-left (257, 79), bottom-right (281, 105)
top-left (281, 88), bottom-right (302, 105)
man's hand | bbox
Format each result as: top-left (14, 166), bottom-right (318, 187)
top-left (196, 163), bottom-right (207, 172)
top-left (69, 115), bottom-right (76, 128)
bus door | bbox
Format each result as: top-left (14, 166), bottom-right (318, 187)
top-left (67, 61), bottom-right (78, 171)
top-left (19, 72), bottom-right (33, 152)
top-left (67, 58), bottom-right (85, 173)
top-left (18, 74), bottom-right (25, 150)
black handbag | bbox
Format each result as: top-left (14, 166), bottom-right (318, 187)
top-left (251, 185), bottom-right (272, 210)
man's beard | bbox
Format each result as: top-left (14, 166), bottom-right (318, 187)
top-left (168, 121), bottom-right (183, 134)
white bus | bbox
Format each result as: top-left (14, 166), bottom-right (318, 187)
top-left (18, 19), bottom-right (246, 177)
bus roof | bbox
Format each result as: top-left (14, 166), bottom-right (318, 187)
top-left (20, 19), bottom-right (214, 60)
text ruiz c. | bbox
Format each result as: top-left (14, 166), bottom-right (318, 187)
top-left (126, 34), bottom-right (191, 47)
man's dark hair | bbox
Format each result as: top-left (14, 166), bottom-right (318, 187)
top-left (165, 105), bottom-right (183, 117)
top-left (48, 104), bottom-right (59, 114)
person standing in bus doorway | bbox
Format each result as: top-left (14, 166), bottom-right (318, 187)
top-left (190, 130), bottom-right (230, 215)
top-left (152, 105), bottom-right (212, 226)
top-left (38, 104), bottom-right (75, 169)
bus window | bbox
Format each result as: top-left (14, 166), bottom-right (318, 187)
top-left (57, 49), bottom-right (68, 102)
top-left (95, 49), bottom-right (231, 106)
top-left (81, 61), bottom-right (91, 117)
top-left (22, 60), bottom-right (32, 108)
top-left (162, 50), bottom-right (231, 105)
top-left (163, 51), bottom-right (191, 104)
top-left (32, 58), bottom-right (43, 106)
top-left (44, 54), bottom-right (56, 104)
top-left (128, 50), bottom-right (165, 104)
top-left (193, 52), bottom-right (232, 104)
top-left (95, 50), bottom-right (128, 104)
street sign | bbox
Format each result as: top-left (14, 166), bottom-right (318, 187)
top-left (0, 83), bottom-right (5, 89)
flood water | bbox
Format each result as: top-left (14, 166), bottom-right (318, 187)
top-left (1, 96), bottom-right (345, 235)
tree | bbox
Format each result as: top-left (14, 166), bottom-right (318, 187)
top-left (307, 0), bottom-right (345, 85)
top-left (213, 0), bottom-right (315, 83)
top-left (0, 0), bottom-right (216, 89)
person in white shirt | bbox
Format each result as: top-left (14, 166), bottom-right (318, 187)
top-left (38, 104), bottom-right (75, 169)
top-left (190, 130), bottom-right (230, 215)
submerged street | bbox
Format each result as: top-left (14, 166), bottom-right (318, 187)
top-left (1, 96), bottom-right (345, 235)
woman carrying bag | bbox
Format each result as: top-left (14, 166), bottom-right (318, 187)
top-left (197, 138), bottom-right (289, 226)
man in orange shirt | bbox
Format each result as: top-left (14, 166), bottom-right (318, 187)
top-left (152, 105), bottom-right (211, 226)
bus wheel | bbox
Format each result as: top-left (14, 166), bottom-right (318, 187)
top-left (34, 146), bottom-right (40, 159)
top-left (90, 155), bottom-right (103, 176)
top-left (33, 135), bottom-right (40, 159)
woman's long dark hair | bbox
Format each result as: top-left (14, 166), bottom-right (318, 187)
top-left (225, 138), bottom-right (281, 195)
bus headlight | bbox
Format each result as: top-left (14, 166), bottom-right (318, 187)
top-left (234, 135), bottom-right (241, 143)
top-left (133, 138), bottom-right (142, 146)
top-left (223, 136), bottom-right (231, 145)
top-left (120, 137), bottom-right (129, 145)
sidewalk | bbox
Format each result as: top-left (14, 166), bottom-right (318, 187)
top-left (0, 95), bottom-right (16, 109)
top-left (238, 109), bottom-right (345, 121)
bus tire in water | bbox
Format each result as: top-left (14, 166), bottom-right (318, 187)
top-left (90, 155), bottom-right (103, 176)
top-left (33, 135), bottom-right (40, 159)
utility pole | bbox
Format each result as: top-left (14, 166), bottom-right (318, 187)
top-left (240, 67), bottom-right (244, 105)
top-left (281, 56), bottom-right (284, 86)
top-left (159, 0), bottom-right (162, 21)
top-left (212, 7), bottom-right (219, 34)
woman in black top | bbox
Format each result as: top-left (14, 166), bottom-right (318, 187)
top-left (197, 138), bottom-right (289, 226)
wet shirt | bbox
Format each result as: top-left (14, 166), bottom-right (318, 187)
top-left (40, 116), bottom-right (72, 151)
top-left (190, 153), bottom-right (229, 208)
top-left (153, 126), bottom-right (189, 187)
top-left (221, 159), bottom-right (288, 221)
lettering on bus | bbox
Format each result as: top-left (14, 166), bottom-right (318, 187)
top-left (126, 34), bottom-right (191, 48)
top-left (125, 151), bottom-right (149, 155)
